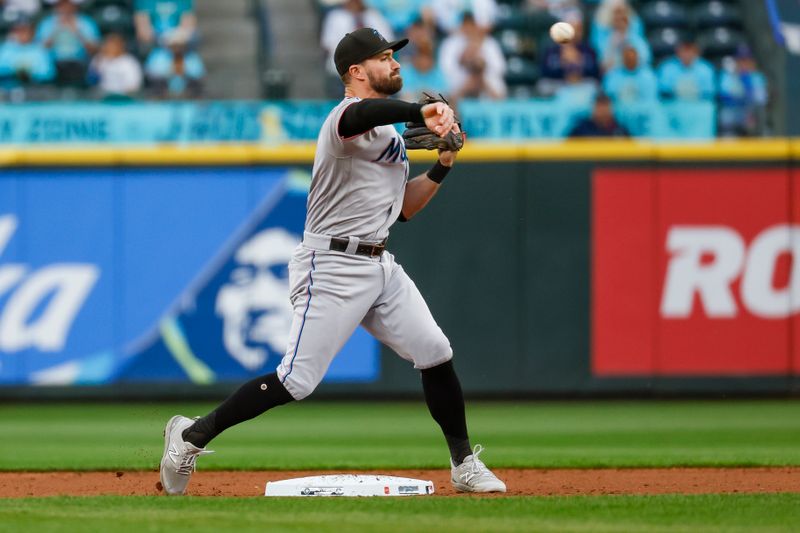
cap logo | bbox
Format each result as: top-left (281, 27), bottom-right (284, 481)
top-left (333, 27), bottom-right (408, 76)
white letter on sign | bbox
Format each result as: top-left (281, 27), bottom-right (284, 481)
top-left (661, 226), bottom-right (745, 318)
top-left (741, 224), bottom-right (800, 318)
top-left (0, 264), bottom-right (99, 351)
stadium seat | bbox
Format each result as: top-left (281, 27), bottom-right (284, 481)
top-left (692, 1), bottom-right (742, 30)
top-left (495, 7), bottom-right (555, 36)
top-left (495, 29), bottom-right (536, 59)
top-left (528, 10), bottom-right (558, 35)
top-left (87, 0), bottom-right (134, 8)
top-left (536, 33), bottom-right (555, 61)
top-left (697, 26), bottom-right (745, 60)
top-left (508, 84), bottom-right (535, 99)
top-left (640, 1), bottom-right (689, 29)
top-left (648, 27), bottom-right (688, 61)
top-left (493, 5), bottom-right (526, 32)
top-left (93, 4), bottom-right (134, 36)
top-left (505, 55), bottom-right (539, 88)
top-left (681, 0), bottom-right (738, 5)
top-left (496, 28), bottom-right (520, 56)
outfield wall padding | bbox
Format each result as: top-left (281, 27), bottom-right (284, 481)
top-left (0, 141), bottom-right (798, 398)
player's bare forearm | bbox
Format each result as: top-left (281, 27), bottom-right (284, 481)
top-left (401, 174), bottom-right (440, 220)
top-left (401, 151), bottom-right (457, 220)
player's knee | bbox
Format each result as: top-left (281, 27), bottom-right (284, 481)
top-left (432, 332), bottom-right (453, 359)
top-left (282, 379), bottom-right (317, 401)
top-left (416, 335), bottom-right (453, 368)
top-left (277, 355), bottom-right (328, 400)
top-left (277, 368), bottom-right (323, 401)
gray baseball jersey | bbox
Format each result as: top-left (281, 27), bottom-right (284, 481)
top-left (305, 97), bottom-right (409, 243)
top-left (275, 97), bottom-right (452, 400)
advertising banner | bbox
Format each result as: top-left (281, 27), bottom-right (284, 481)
top-left (459, 100), bottom-right (715, 140)
top-left (0, 100), bottom-right (716, 145)
top-left (793, 168), bottom-right (800, 374)
top-left (0, 102), bottom-right (334, 144)
top-left (592, 167), bottom-right (795, 376)
top-left (0, 167), bottom-right (378, 385)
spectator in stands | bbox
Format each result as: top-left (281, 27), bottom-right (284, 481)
top-left (591, 0), bottom-right (644, 58)
top-left (400, 40), bottom-right (447, 101)
top-left (145, 28), bottom-right (203, 99)
top-left (538, 14), bottom-right (599, 96)
top-left (718, 45), bottom-right (768, 136)
top-left (36, 0), bottom-right (99, 86)
top-left (553, 44), bottom-right (598, 109)
top-left (657, 38), bottom-right (715, 101)
top-left (0, 18), bottom-right (54, 89)
top-left (320, 0), bottom-right (393, 97)
top-left (596, 1), bottom-right (650, 72)
top-left (368, 0), bottom-right (434, 36)
top-left (0, 0), bottom-right (40, 17)
top-left (88, 33), bottom-right (143, 99)
top-left (397, 16), bottom-right (437, 62)
top-left (134, 0), bottom-right (197, 52)
top-left (433, 0), bottom-right (497, 35)
top-left (568, 92), bottom-right (630, 137)
top-left (439, 12), bottom-right (506, 100)
top-left (602, 43), bottom-right (657, 103)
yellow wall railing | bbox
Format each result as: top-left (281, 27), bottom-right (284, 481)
top-left (0, 139), bottom-right (797, 166)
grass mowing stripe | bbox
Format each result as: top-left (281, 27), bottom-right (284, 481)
top-left (1, 494), bottom-right (799, 533)
top-left (1, 401), bottom-right (799, 470)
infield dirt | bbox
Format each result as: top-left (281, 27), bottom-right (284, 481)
top-left (2, 468), bottom-right (799, 498)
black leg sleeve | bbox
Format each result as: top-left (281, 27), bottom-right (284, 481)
top-left (420, 360), bottom-right (473, 465)
top-left (182, 372), bottom-right (294, 448)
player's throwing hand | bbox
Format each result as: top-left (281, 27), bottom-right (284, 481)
top-left (421, 102), bottom-right (455, 137)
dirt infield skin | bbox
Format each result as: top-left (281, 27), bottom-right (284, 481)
top-left (1, 468), bottom-right (799, 498)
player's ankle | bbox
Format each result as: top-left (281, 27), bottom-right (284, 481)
top-left (181, 414), bottom-right (216, 448)
top-left (447, 435), bottom-right (472, 466)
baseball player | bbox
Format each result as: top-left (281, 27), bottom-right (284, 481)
top-left (159, 27), bottom-right (506, 495)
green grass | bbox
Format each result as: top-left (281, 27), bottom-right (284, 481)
top-left (1, 400), bottom-right (799, 470)
top-left (3, 401), bottom-right (799, 532)
top-left (1, 494), bottom-right (799, 533)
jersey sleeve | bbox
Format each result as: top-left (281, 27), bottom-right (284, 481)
top-left (324, 100), bottom-right (379, 156)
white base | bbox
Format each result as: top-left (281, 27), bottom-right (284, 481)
top-left (264, 474), bottom-right (435, 497)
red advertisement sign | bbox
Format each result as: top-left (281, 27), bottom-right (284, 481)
top-left (793, 168), bottom-right (800, 375)
top-left (592, 168), bottom-right (794, 376)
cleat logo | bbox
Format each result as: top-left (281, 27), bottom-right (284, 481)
top-left (168, 444), bottom-right (181, 460)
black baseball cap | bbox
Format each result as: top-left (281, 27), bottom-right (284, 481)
top-left (334, 28), bottom-right (408, 77)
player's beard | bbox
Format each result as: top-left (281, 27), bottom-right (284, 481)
top-left (368, 69), bottom-right (402, 96)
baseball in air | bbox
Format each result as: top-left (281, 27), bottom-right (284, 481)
top-left (549, 22), bottom-right (575, 44)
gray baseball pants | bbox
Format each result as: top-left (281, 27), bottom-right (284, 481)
top-left (276, 233), bottom-right (453, 400)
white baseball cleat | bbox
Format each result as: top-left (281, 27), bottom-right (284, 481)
top-left (450, 444), bottom-right (507, 493)
top-left (159, 415), bottom-right (213, 495)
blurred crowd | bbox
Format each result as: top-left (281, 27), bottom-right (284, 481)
top-left (0, 0), bottom-right (769, 138)
top-left (0, 0), bottom-right (204, 101)
top-left (318, 0), bottom-right (769, 137)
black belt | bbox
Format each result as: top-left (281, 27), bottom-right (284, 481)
top-left (329, 237), bottom-right (387, 257)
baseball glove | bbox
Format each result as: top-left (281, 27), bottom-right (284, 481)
top-left (402, 93), bottom-right (465, 152)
